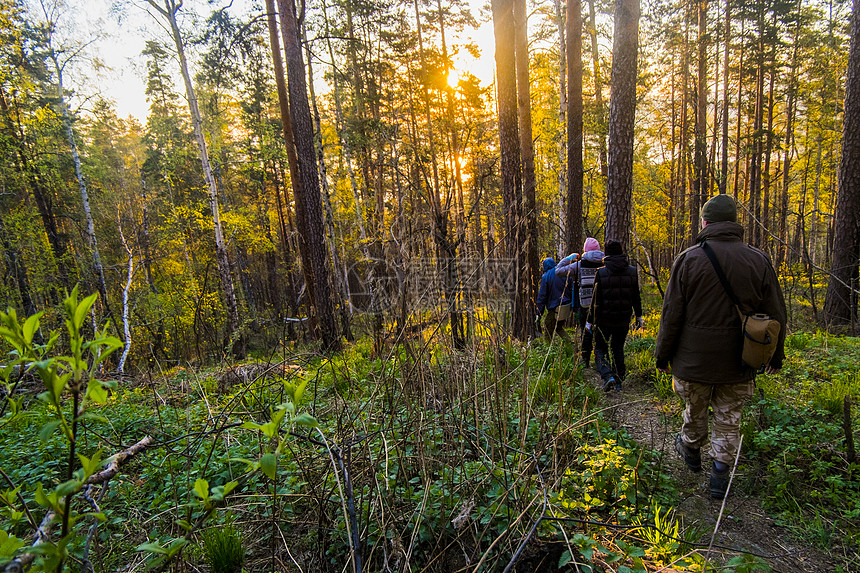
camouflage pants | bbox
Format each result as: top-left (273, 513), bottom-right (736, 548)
top-left (673, 377), bottom-right (754, 465)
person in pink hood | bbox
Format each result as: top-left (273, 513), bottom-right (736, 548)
top-left (555, 237), bottom-right (605, 367)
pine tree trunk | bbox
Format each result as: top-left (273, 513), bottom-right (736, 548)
top-left (720, 2), bottom-right (730, 194)
top-left (267, 0), bottom-right (313, 324)
top-left (604, 0), bottom-right (640, 245)
top-left (492, 0), bottom-right (529, 339)
top-left (588, 0), bottom-right (608, 179)
top-left (762, 64), bottom-right (776, 251)
top-left (566, 0), bottom-right (584, 254)
top-left (555, 0), bottom-right (567, 256)
top-left (305, 18), bottom-right (352, 341)
top-left (779, 9), bottom-right (801, 267)
top-left (823, 0), bottom-right (860, 327)
top-left (514, 0), bottom-right (540, 308)
top-left (692, 0), bottom-right (708, 242)
top-left (277, 0), bottom-right (341, 351)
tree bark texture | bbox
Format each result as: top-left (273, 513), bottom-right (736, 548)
top-left (493, 0), bottom-right (529, 340)
top-left (555, 0), bottom-right (567, 256)
top-left (514, 0), bottom-right (540, 303)
top-left (692, 0), bottom-right (708, 242)
top-left (824, 0), bottom-right (860, 326)
top-left (720, 1), bottom-right (730, 194)
top-left (278, 0), bottom-right (342, 351)
top-left (566, 0), bottom-right (584, 255)
top-left (604, 0), bottom-right (640, 246)
top-left (588, 0), bottom-right (608, 179)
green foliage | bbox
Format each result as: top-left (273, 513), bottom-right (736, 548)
top-left (202, 525), bottom-right (244, 573)
top-left (633, 503), bottom-right (704, 569)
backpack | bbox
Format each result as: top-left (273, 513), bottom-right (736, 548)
top-left (578, 265), bottom-right (599, 309)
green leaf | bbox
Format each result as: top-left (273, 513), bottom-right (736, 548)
top-left (136, 541), bottom-right (169, 555)
top-left (22, 313), bottom-right (41, 346)
top-left (559, 549), bottom-right (573, 567)
top-left (293, 378), bottom-right (309, 405)
top-left (175, 519), bottom-right (192, 532)
top-left (86, 379), bottom-right (108, 403)
top-left (34, 483), bottom-right (49, 508)
top-left (77, 450), bottom-right (103, 481)
top-left (227, 457), bottom-right (256, 471)
top-left (73, 293), bottom-right (98, 332)
top-left (293, 413), bottom-right (319, 428)
top-left (78, 412), bottom-right (109, 425)
top-left (0, 530), bottom-right (25, 558)
top-left (259, 421), bottom-right (277, 439)
top-left (165, 537), bottom-right (188, 557)
top-left (38, 420), bottom-right (62, 443)
top-left (259, 453), bottom-right (277, 480)
top-left (193, 478), bottom-right (209, 501)
top-left (271, 407), bottom-right (287, 428)
top-left (210, 480), bottom-right (239, 502)
top-left (55, 478), bottom-right (81, 498)
top-left (221, 480), bottom-right (238, 497)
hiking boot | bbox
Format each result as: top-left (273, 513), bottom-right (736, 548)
top-left (602, 376), bottom-right (617, 392)
top-left (710, 465), bottom-right (731, 499)
top-left (674, 434), bottom-right (702, 473)
top-left (614, 379), bottom-right (622, 392)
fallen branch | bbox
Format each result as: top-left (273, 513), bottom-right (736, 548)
top-left (86, 435), bottom-right (153, 485)
top-left (3, 436), bottom-right (153, 573)
top-left (3, 511), bottom-right (55, 573)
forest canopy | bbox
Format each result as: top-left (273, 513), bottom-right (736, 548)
top-left (0, 0), bottom-right (856, 364)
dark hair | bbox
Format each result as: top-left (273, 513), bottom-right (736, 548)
top-left (605, 240), bottom-right (623, 256)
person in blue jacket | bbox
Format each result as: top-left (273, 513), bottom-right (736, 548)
top-left (536, 256), bottom-right (575, 344)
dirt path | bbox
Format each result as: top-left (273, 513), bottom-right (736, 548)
top-left (582, 368), bottom-right (839, 573)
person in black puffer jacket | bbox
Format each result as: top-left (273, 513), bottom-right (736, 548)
top-left (587, 240), bottom-right (643, 392)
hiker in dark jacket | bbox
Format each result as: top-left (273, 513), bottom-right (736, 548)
top-left (655, 194), bottom-right (787, 500)
top-left (556, 237), bottom-right (604, 365)
top-left (536, 257), bottom-right (574, 344)
top-left (586, 240), bottom-right (643, 393)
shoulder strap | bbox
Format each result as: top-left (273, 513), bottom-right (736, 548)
top-left (700, 241), bottom-right (741, 308)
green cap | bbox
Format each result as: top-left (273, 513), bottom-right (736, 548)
top-left (701, 194), bottom-right (737, 223)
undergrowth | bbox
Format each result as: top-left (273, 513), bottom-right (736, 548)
top-left (0, 295), bottom-right (856, 572)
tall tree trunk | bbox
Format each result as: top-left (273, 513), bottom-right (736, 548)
top-left (266, 0), bottom-right (312, 323)
top-left (492, 0), bottom-right (529, 339)
top-left (779, 9), bottom-right (801, 267)
top-left (438, 0), bottom-right (468, 348)
top-left (733, 19), bottom-right (745, 198)
top-left (692, 0), bottom-right (708, 242)
top-left (146, 0), bottom-right (242, 353)
top-left (588, 0), bottom-right (608, 179)
top-left (277, 0), bottom-right (342, 351)
top-left (720, 1), bottom-right (730, 194)
top-left (555, 0), bottom-right (567, 256)
top-left (514, 0), bottom-right (540, 304)
top-left (762, 63), bottom-right (776, 251)
top-left (566, 0), bottom-right (584, 254)
top-left (679, 10), bottom-right (690, 249)
top-left (304, 17), bottom-right (352, 341)
top-left (604, 0), bottom-right (640, 245)
top-left (748, 11), bottom-right (766, 247)
top-left (824, 0), bottom-right (860, 327)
